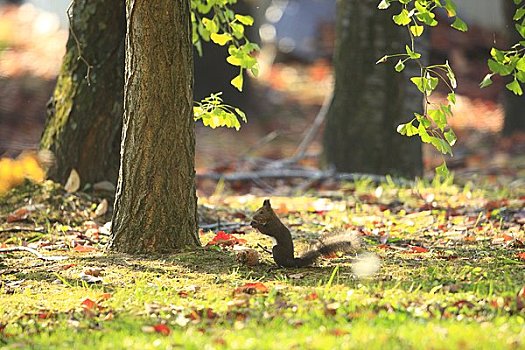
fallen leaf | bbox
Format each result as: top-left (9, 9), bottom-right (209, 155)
top-left (206, 231), bottom-right (246, 247)
top-left (81, 298), bottom-right (98, 310)
top-left (305, 292), bottom-right (318, 300)
top-left (64, 169), bottom-right (81, 193)
top-left (94, 199), bottom-right (108, 217)
top-left (98, 293), bottom-right (112, 301)
top-left (7, 207), bottom-right (30, 223)
top-left (517, 253), bottom-right (525, 261)
top-left (83, 267), bottom-right (103, 277)
top-left (408, 246), bottom-right (429, 253)
top-left (73, 245), bottom-right (97, 252)
top-left (153, 323), bottom-right (171, 335)
top-left (234, 282), bottom-right (269, 294)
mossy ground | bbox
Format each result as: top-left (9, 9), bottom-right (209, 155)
top-left (1, 178), bottom-right (524, 349)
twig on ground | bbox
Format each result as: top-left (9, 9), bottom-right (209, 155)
top-left (0, 227), bottom-right (46, 234)
top-left (0, 246), bottom-right (68, 261)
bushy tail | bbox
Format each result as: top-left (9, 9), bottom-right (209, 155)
top-left (294, 232), bottom-right (361, 267)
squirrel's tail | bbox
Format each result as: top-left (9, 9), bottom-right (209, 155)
top-left (294, 232), bottom-right (361, 267)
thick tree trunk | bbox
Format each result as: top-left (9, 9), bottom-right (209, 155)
top-left (323, 0), bottom-right (423, 177)
top-left (109, 0), bottom-right (199, 253)
top-left (502, 0), bottom-right (525, 135)
top-left (40, 0), bottom-right (125, 185)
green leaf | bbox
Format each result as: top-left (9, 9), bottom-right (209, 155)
top-left (393, 9), bottom-right (412, 26)
top-left (231, 73), bottom-right (244, 91)
top-left (428, 109), bottom-right (447, 131)
top-left (488, 59), bottom-right (513, 76)
top-left (506, 79), bottom-right (523, 95)
top-left (418, 123), bottom-right (432, 143)
top-left (376, 55), bottom-right (388, 64)
top-left (447, 92), bottom-right (456, 104)
top-left (210, 33), bottom-right (232, 46)
top-left (516, 23), bottom-right (525, 38)
top-left (516, 56), bottom-right (525, 71)
top-left (395, 59), bottom-right (406, 72)
top-left (235, 108), bottom-right (247, 122)
top-left (435, 162), bottom-right (450, 179)
top-left (410, 25), bottom-right (424, 37)
top-left (444, 0), bottom-right (457, 17)
top-left (378, 0), bottom-right (391, 9)
top-left (226, 55), bottom-right (242, 66)
top-left (451, 17), bottom-right (468, 32)
top-left (444, 129), bottom-right (457, 146)
top-left (479, 73), bottom-right (494, 88)
top-left (416, 12), bottom-right (438, 26)
top-left (430, 136), bottom-right (453, 155)
top-left (397, 121), bottom-right (418, 136)
top-left (230, 22), bottom-right (245, 39)
top-left (406, 45), bottom-right (421, 59)
top-left (514, 8), bottom-right (525, 21)
top-left (235, 14), bottom-right (254, 26)
top-left (517, 70), bottom-right (525, 83)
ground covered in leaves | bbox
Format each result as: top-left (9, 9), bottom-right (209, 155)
top-left (1, 178), bottom-right (525, 349)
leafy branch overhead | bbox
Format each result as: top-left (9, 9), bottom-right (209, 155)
top-left (481, 0), bottom-right (525, 96)
top-left (378, 0), bottom-right (525, 177)
top-left (191, 0), bottom-right (259, 130)
top-left (377, 0), bottom-right (466, 177)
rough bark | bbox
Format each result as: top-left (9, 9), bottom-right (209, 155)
top-left (109, 0), bottom-right (199, 253)
top-left (502, 0), bottom-right (525, 135)
top-left (323, 0), bottom-right (423, 177)
top-left (40, 0), bottom-right (125, 185)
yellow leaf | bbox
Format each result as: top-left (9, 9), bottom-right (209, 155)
top-left (231, 73), bottom-right (243, 91)
top-left (210, 33), bottom-right (232, 46)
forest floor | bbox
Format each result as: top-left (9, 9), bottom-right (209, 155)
top-left (1, 178), bottom-right (524, 349)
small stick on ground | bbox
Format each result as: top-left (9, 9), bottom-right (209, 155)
top-left (0, 246), bottom-right (68, 261)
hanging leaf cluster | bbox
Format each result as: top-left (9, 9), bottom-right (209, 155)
top-left (191, 0), bottom-right (259, 130)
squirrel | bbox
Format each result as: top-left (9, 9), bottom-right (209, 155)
top-left (251, 199), bottom-right (360, 267)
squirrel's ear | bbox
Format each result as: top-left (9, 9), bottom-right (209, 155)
top-left (263, 199), bottom-right (271, 207)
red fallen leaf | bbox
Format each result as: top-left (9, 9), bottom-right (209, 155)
top-left (60, 263), bottom-right (76, 270)
top-left (7, 208), bottom-right (30, 223)
top-left (503, 234), bottom-right (514, 242)
top-left (377, 244), bottom-right (390, 250)
top-left (330, 328), bottom-right (349, 336)
top-left (37, 311), bottom-right (52, 319)
top-left (234, 282), bottom-right (269, 294)
top-left (98, 293), bottom-right (112, 301)
top-left (453, 300), bottom-right (475, 309)
top-left (206, 231), bottom-right (246, 247)
top-left (81, 298), bottom-right (99, 310)
top-left (408, 246), bottom-right (429, 253)
top-left (305, 292), bottom-right (318, 300)
top-left (73, 245), bottom-right (97, 252)
top-left (153, 324), bottom-right (171, 336)
top-left (517, 253), bottom-right (525, 261)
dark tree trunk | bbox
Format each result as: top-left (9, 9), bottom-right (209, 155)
top-left (323, 0), bottom-right (423, 177)
top-left (502, 0), bottom-right (525, 135)
top-left (40, 0), bottom-right (125, 185)
top-left (109, 0), bottom-right (199, 253)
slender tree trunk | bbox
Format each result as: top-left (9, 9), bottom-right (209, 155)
top-left (502, 0), bottom-right (525, 135)
top-left (109, 0), bottom-right (199, 253)
top-left (40, 0), bottom-right (125, 185)
top-left (323, 0), bottom-right (423, 177)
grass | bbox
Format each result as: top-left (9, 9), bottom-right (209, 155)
top-left (1, 178), bottom-right (525, 349)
